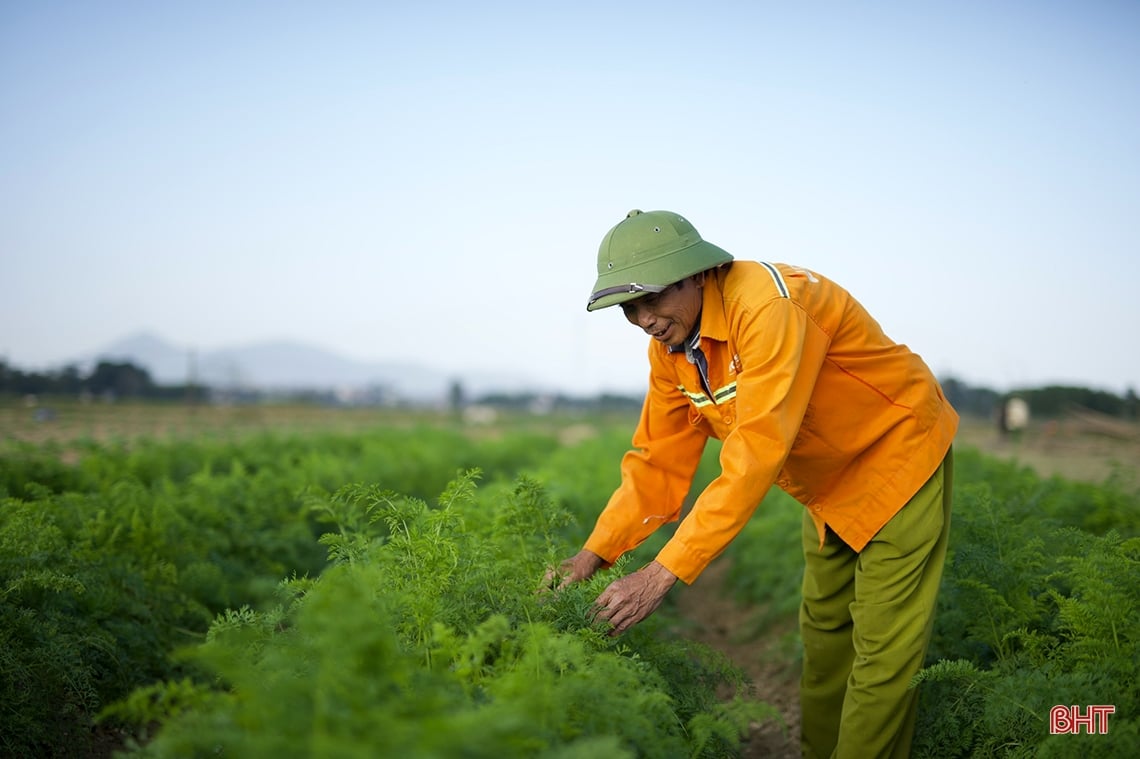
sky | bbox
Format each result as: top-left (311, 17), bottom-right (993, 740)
top-left (2, 1), bottom-right (1138, 397)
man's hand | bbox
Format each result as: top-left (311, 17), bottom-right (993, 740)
top-left (542, 549), bottom-right (605, 591)
top-left (593, 561), bottom-right (678, 636)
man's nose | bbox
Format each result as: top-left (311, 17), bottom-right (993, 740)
top-left (636, 306), bottom-right (656, 329)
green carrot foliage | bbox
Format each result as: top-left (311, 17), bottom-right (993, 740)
top-left (107, 473), bottom-right (762, 758)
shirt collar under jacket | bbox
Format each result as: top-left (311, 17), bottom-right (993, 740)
top-left (668, 319), bottom-right (703, 363)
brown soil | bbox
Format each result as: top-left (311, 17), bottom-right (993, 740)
top-left (673, 560), bottom-right (801, 758)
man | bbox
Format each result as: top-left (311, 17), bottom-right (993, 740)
top-left (552, 209), bottom-right (958, 758)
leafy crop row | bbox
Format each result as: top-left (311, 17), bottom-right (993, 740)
top-left (106, 472), bottom-right (768, 757)
top-left (0, 423), bottom-right (766, 757)
top-left (0, 426), bottom-right (552, 757)
top-left (5, 419), bottom-right (1135, 758)
top-left (913, 450), bottom-right (1139, 757)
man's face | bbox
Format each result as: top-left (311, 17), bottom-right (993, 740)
top-left (620, 276), bottom-right (704, 348)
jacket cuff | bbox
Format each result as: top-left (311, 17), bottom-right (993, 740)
top-left (582, 532), bottom-right (622, 567)
top-left (654, 537), bottom-right (712, 585)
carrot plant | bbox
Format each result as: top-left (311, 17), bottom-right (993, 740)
top-left (0, 425), bottom-right (564, 758)
top-left (105, 471), bottom-right (770, 758)
top-left (912, 450), bottom-right (1140, 757)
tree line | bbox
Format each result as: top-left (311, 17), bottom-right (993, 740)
top-left (1009, 384), bottom-right (1137, 418)
top-left (1, 358), bottom-right (1135, 419)
top-left (940, 377), bottom-right (1137, 420)
top-left (0, 359), bottom-right (196, 401)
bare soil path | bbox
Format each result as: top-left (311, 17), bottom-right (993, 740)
top-left (673, 560), bottom-right (801, 758)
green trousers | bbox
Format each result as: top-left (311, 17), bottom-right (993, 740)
top-left (799, 450), bottom-right (953, 759)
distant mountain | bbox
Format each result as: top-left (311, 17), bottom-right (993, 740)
top-left (90, 332), bottom-right (537, 402)
top-left (95, 333), bottom-right (195, 385)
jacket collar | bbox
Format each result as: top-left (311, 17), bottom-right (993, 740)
top-left (698, 268), bottom-right (730, 343)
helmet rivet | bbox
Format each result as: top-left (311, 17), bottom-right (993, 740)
top-left (607, 262), bottom-right (613, 268)
top-left (654, 226), bottom-right (661, 232)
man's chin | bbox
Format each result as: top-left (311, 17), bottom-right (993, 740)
top-left (651, 324), bottom-right (676, 345)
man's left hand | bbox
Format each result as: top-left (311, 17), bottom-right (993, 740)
top-left (593, 561), bottom-right (678, 636)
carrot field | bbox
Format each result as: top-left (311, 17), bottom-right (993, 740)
top-left (2, 399), bottom-right (1138, 757)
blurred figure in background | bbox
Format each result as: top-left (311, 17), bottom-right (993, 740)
top-left (997, 394), bottom-right (1031, 442)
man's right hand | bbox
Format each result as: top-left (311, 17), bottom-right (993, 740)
top-left (542, 549), bottom-right (605, 590)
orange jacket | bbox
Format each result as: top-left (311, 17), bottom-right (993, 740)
top-left (584, 261), bottom-right (959, 584)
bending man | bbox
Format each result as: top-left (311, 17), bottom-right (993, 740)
top-left (554, 209), bottom-right (958, 759)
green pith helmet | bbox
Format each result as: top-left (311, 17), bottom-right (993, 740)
top-left (586, 209), bottom-right (733, 311)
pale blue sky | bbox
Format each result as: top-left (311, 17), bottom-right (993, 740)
top-left (2, 1), bottom-right (1138, 396)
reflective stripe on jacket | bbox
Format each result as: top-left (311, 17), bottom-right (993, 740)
top-left (583, 261), bottom-right (959, 584)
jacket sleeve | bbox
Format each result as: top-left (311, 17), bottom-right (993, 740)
top-left (655, 297), bottom-right (830, 583)
top-left (583, 344), bottom-right (709, 564)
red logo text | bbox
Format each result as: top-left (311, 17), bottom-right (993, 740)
top-left (1050, 705), bottom-right (1115, 735)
